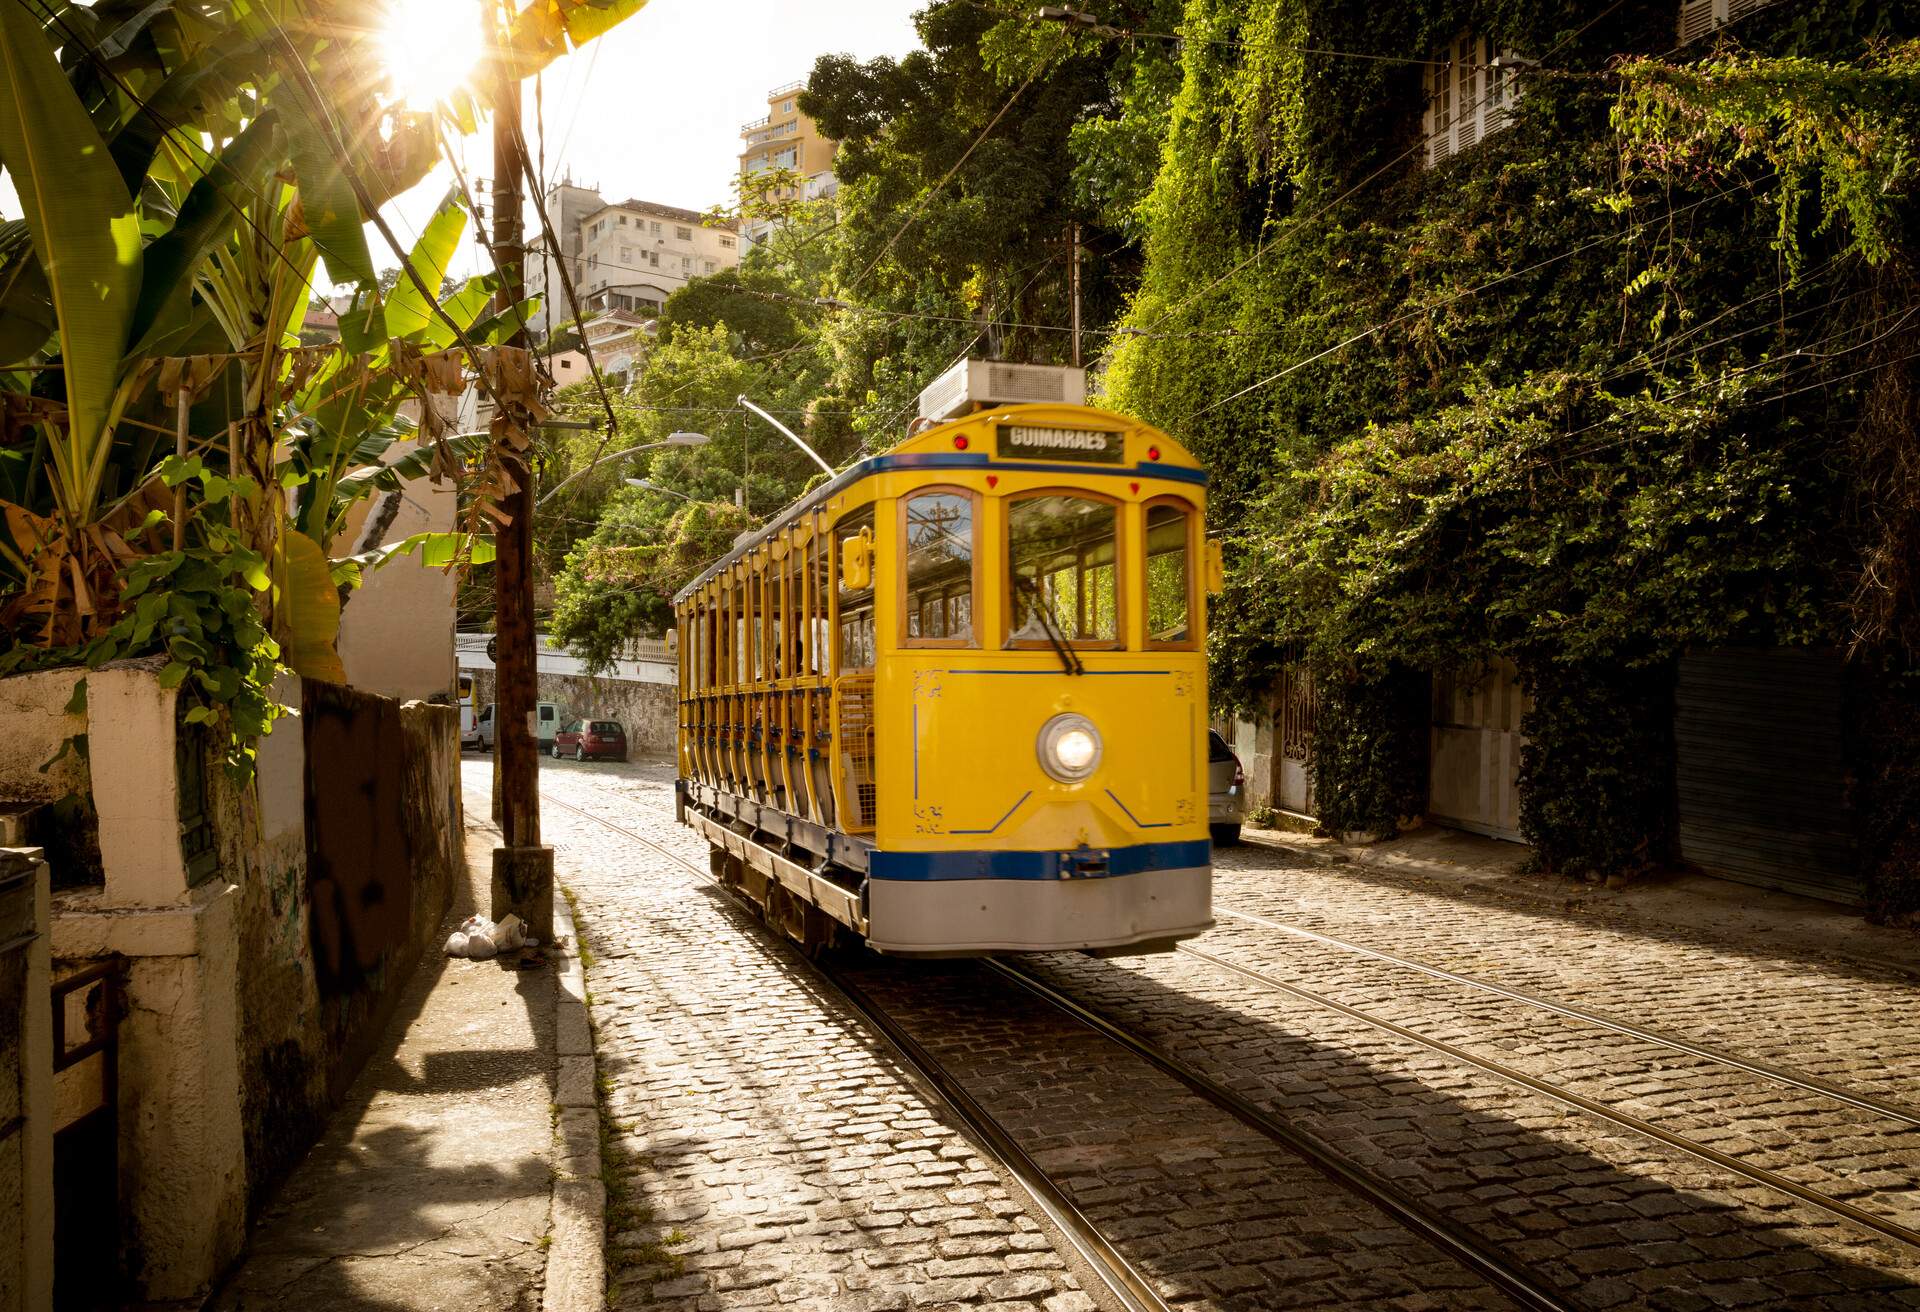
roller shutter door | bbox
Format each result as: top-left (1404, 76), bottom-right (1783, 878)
top-left (1673, 648), bottom-right (1861, 904)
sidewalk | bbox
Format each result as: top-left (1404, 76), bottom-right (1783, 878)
top-left (1238, 821), bottom-right (1920, 977)
top-left (211, 801), bottom-right (596, 1312)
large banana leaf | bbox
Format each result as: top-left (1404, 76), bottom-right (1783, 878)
top-left (274, 528), bottom-right (346, 684)
top-left (125, 109), bottom-right (285, 358)
top-left (506, 0), bottom-right (651, 77)
top-left (0, 0), bottom-right (143, 523)
top-left (282, 81), bottom-right (375, 287)
top-left (386, 190), bottom-right (467, 340)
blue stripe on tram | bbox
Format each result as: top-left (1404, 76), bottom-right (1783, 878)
top-left (868, 839), bottom-right (1210, 882)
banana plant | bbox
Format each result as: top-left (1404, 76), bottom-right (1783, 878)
top-left (1, 0), bottom-right (654, 682)
top-left (0, 0), bottom-right (431, 659)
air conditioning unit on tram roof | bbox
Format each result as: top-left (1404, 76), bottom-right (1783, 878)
top-left (916, 358), bottom-right (1087, 423)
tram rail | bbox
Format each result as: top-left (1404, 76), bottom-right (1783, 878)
top-left (540, 779), bottom-right (1917, 1306)
top-left (1169, 938), bottom-right (1920, 1253)
top-left (539, 790), bottom-right (1173, 1312)
top-left (1210, 903), bottom-right (1920, 1128)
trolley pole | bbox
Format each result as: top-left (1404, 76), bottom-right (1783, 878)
top-left (488, 32), bottom-right (553, 940)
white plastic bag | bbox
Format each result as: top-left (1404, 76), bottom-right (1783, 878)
top-left (443, 931), bottom-right (469, 958)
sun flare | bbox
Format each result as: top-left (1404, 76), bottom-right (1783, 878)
top-left (379, 0), bottom-right (486, 110)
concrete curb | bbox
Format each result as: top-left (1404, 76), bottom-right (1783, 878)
top-left (544, 891), bottom-right (605, 1312)
top-left (1233, 827), bottom-right (1920, 979)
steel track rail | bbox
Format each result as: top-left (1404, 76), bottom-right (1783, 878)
top-left (1212, 905), bottom-right (1920, 1129)
top-left (1176, 943), bottom-right (1920, 1253)
top-left (984, 960), bottom-right (1583, 1312)
top-left (537, 789), bottom-right (1174, 1312)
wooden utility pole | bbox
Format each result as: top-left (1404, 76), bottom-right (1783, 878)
top-left (488, 31), bottom-right (553, 940)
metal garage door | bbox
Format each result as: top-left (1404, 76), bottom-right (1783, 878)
top-left (1674, 648), bottom-right (1861, 904)
top-left (1429, 658), bottom-right (1529, 842)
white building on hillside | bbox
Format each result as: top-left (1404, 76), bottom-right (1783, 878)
top-left (529, 180), bottom-right (741, 335)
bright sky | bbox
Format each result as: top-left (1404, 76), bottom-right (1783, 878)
top-left (0, 1), bottom-right (923, 297)
top-left (389, 0), bottom-right (924, 291)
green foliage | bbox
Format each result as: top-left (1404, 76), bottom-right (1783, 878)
top-left (548, 497), bottom-right (750, 674)
top-left (1307, 665), bottom-right (1427, 838)
top-left (1102, 0), bottom-right (1916, 875)
top-left (1615, 41), bottom-right (1920, 272)
top-left (1516, 659), bottom-right (1677, 877)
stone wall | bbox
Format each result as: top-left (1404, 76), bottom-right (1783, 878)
top-left (468, 666), bottom-right (679, 756)
top-left (0, 664), bottom-right (461, 1303)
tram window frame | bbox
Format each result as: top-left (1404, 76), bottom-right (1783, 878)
top-left (898, 486), bottom-right (980, 649)
top-left (1003, 489), bottom-right (1125, 650)
top-left (1142, 496), bottom-right (1200, 651)
top-left (834, 504), bottom-right (877, 673)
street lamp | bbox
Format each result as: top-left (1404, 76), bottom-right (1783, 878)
top-left (738, 395), bottom-right (834, 477)
top-left (535, 431), bottom-right (709, 506)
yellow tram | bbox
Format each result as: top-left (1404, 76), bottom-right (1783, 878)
top-left (673, 402), bottom-right (1217, 955)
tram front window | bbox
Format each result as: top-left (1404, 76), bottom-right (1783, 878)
top-left (904, 491), bottom-right (974, 643)
top-left (1007, 495), bottom-right (1118, 645)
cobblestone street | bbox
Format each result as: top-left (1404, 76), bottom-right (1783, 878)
top-left (490, 756), bottom-right (1920, 1311)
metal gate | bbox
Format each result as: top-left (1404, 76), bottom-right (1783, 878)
top-left (1674, 648), bottom-right (1860, 904)
top-left (1428, 658), bottom-right (1529, 842)
top-left (1274, 658), bottom-right (1317, 817)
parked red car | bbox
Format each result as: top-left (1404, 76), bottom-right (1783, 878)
top-left (551, 719), bottom-right (627, 762)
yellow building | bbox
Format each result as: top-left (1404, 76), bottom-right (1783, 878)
top-left (737, 79), bottom-right (838, 247)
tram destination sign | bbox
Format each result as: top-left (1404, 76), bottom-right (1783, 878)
top-left (995, 424), bottom-right (1125, 464)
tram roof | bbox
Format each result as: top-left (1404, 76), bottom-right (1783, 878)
top-left (672, 403), bottom-right (1199, 604)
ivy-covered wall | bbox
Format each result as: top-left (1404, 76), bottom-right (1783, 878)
top-left (1102, 1), bottom-right (1920, 914)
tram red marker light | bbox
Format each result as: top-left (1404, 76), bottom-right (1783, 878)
top-left (954, 434), bottom-right (970, 450)
top-left (1147, 445), bottom-right (1161, 460)
top-left (986, 475), bottom-right (998, 488)
top-left (1129, 482), bottom-right (1140, 494)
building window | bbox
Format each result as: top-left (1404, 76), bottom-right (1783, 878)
top-left (618, 215), bottom-right (628, 227)
top-left (621, 245), bottom-right (631, 262)
top-left (647, 251), bottom-right (659, 266)
top-left (1422, 34), bottom-right (1518, 167)
top-left (704, 260), bottom-right (716, 274)
top-left (681, 255), bottom-right (692, 271)
top-left (650, 221), bottom-right (661, 235)
top-left (675, 225), bottom-right (693, 241)
top-left (781, 98), bottom-right (794, 112)
top-left (720, 236), bottom-right (736, 250)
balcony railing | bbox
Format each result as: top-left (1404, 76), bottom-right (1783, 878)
top-left (767, 79), bottom-right (804, 97)
top-left (740, 114), bottom-right (770, 135)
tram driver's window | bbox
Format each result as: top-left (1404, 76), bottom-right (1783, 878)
top-left (1145, 501), bottom-right (1194, 646)
top-left (1007, 495), bottom-right (1118, 645)
top-left (835, 507), bottom-right (876, 671)
top-left (903, 491), bottom-right (974, 644)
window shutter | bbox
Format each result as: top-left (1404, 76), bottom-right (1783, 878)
top-left (1424, 52), bottom-right (1455, 166)
top-left (1453, 37), bottom-right (1481, 155)
top-left (1677, 0), bottom-right (1731, 44)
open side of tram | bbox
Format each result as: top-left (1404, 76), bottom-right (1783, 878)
top-left (672, 402), bottom-right (1216, 956)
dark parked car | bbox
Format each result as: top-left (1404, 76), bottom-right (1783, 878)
top-left (552, 718), bottom-right (628, 763)
top-left (1208, 729), bottom-right (1245, 847)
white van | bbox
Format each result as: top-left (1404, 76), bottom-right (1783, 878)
top-left (467, 701), bottom-right (570, 752)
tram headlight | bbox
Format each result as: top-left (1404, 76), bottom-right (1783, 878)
top-left (1037, 713), bottom-right (1102, 783)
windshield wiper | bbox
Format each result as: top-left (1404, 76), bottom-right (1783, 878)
top-left (1015, 573), bottom-right (1084, 676)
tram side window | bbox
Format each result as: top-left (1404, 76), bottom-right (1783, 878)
top-left (903, 491), bottom-right (974, 644)
top-left (1007, 495), bottom-right (1118, 645)
top-left (1145, 502), bottom-right (1194, 646)
top-left (836, 507), bottom-right (876, 671)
